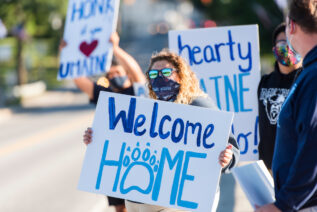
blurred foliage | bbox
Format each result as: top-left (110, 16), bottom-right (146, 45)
top-left (0, 0), bottom-right (68, 52)
top-left (0, 0), bottom-right (67, 36)
top-left (191, 0), bottom-right (284, 55)
top-left (0, 0), bottom-right (67, 84)
top-left (0, 0), bottom-right (67, 105)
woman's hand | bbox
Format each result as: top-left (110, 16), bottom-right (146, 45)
top-left (59, 40), bottom-right (67, 52)
top-left (83, 127), bottom-right (93, 145)
top-left (109, 32), bottom-right (120, 48)
top-left (218, 144), bottom-right (233, 168)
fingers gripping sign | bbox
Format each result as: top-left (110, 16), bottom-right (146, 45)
top-left (83, 127), bottom-right (93, 145)
top-left (218, 144), bottom-right (233, 168)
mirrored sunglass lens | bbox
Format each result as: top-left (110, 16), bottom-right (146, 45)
top-left (149, 70), bottom-right (158, 79)
top-left (162, 68), bottom-right (172, 76)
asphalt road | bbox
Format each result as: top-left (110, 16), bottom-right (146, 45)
top-left (0, 94), bottom-right (117, 212)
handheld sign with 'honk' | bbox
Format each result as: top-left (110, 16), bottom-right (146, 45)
top-left (58, 0), bottom-right (120, 80)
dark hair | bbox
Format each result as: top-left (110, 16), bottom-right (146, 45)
top-left (288, 0), bottom-right (317, 33)
top-left (111, 57), bottom-right (119, 66)
top-left (272, 23), bottom-right (286, 46)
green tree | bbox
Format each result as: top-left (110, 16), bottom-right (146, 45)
top-left (0, 0), bottom-right (67, 85)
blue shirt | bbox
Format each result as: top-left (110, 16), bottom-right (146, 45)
top-left (272, 45), bottom-right (317, 211)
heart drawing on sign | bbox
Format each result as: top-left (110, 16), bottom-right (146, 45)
top-left (79, 40), bottom-right (98, 57)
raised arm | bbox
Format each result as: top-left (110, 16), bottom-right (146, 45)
top-left (110, 32), bottom-right (146, 84)
top-left (74, 77), bottom-right (94, 99)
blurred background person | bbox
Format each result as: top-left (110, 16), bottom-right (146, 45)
top-left (64, 32), bottom-right (146, 104)
top-left (257, 22), bottom-right (302, 171)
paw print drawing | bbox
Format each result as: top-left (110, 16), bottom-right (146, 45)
top-left (120, 142), bottom-right (160, 195)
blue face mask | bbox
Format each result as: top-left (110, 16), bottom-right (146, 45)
top-left (110, 76), bottom-right (128, 90)
top-left (150, 76), bottom-right (180, 102)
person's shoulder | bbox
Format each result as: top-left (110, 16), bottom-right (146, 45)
top-left (296, 69), bottom-right (317, 96)
top-left (121, 85), bottom-right (135, 96)
top-left (94, 82), bottom-right (111, 92)
top-left (258, 70), bottom-right (278, 92)
top-left (260, 71), bottom-right (275, 84)
top-left (190, 96), bottom-right (218, 110)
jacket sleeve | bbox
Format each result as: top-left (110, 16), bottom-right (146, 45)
top-left (274, 88), bottom-right (317, 211)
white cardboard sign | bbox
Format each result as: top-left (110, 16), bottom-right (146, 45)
top-left (78, 91), bottom-right (234, 212)
top-left (232, 160), bottom-right (275, 208)
top-left (169, 25), bottom-right (261, 161)
top-left (58, 0), bottom-right (120, 80)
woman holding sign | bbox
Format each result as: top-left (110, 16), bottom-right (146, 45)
top-left (84, 49), bottom-right (239, 212)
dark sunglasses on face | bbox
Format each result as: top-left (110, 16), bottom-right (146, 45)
top-left (147, 68), bottom-right (177, 79)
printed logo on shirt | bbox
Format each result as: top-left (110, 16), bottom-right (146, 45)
top-left (260, 88), bottom-right (290, 125)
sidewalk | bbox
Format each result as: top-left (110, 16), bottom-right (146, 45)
top-left (0, 88), bottom-right (91, 123)
top-left (0, 107), bottom-right (12, 123)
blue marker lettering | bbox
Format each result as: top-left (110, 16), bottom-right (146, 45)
top-left (226, 30), bottom-right (236, 61)
top-left (238, 72), bottom-right (252, 112)
top-left (171, 118), bottom-right (185, 143)
top-left (159, 115), bottom-right (171, 139)
top-left (203, 45), bottom-right (217, 63)
top-left (209, 76), bottom-right (222, 109)
top-left (177, 151), bottom-right (206, 209)
top-left (178, 35), bottom-right (193, 65)
top-left (224, 75), bottom-right (239, 112)
top-left (184, 121), bottom-right (202, 146)
top-left (192, 46), bottom-right (203, 65)
top-left (109, 97), bottom-right (136, 133)
top-left (95, 140), bottom-right (125, 190)
top-left (150, 102), bottom-right (159, 138)
top-left (215, 42), bottom-right (225, 62)
top-left (238, 42), bottom-right (252, 72)
top-left (152, 148), bottom-right (184, 204)
top-left (134, 114), bottom-right (146, 136)
top-left (202, 124), bottom-right (215, 149)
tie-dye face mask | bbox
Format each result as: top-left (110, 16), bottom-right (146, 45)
top-left (272, 42), bottom-right (301, 67)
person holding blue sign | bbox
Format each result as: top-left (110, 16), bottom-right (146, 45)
top-left (257, 23), bottom-right (302, 171)
top-left (84, 49), bottom-right (240, 212)
top-left (255, 0), bottom-right (317, 211)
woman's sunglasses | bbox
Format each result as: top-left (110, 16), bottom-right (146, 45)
top-left (147, 68), bottom-right (176, 79)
